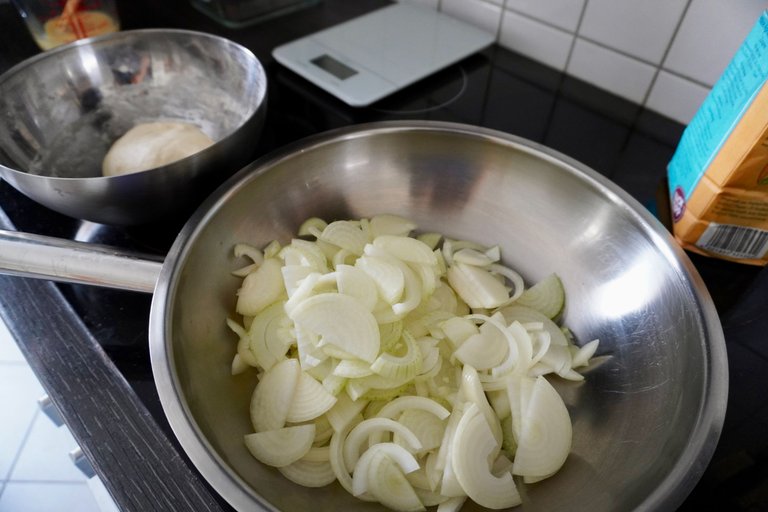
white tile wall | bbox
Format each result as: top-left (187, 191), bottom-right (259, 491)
top-left (401, 0), bottom-right (768, 125)
top-left (498, 10), bottom-right (574, 71)
top-left (662, 0), bottom-right (768, 86)
top-left (504, 0), bottom-right (585, 32)
top-left (646, 70), bottom-right (711, 128)
top-left (567, 38), bottom-right (656, 104)
top-left (441, 0), bottom-right (503, 37)
top-left (578, 0), bottom-right (687, 64)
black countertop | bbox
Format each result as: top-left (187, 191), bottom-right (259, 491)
top-left (1, 1), bottom-right (767, 510)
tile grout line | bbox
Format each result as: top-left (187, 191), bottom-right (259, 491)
top-left (0, 407), bottom-right (41, 501)
top-left (638, 0), bottom-right (695, 109)
top-left (563, 0), bottom-right (590, 74)
top-left (501, 2), bottom-right (712, 90)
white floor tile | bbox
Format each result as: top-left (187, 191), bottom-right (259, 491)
top-left (10, 412), bottom-right (89, 483)
top-left (86, 477), bottom-right (120, 512)
top-left (0, 320), bottom-right (25, 364)
top-left (0, 365), bottom-right (44, 479)
top-left (0, 482), bottom-right (101, 512)
top-left (0, 317), bottom-right (117, 511)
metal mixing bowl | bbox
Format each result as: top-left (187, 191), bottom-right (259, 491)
top-left (150, 121), bottom-right (727, 511)
top-left (0, 28), bottom-right (267, 225)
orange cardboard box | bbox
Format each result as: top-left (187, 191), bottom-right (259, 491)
top-left (667, 12), bottom-right (768, 265)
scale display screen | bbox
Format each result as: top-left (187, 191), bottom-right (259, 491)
top-left (310, 54), bottom-right (358, 80)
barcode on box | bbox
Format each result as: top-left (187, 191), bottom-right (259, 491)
top-left (696, 222), bottom-right (768, 259)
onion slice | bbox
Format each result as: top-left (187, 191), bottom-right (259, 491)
top-left (244, 424), bottom-right (315, 467)
top-left (451, 403), bottom-right (522, 509)
top-left (285, 371), bottom-right (338, 423)
top-left (512, 375), bottom-right (572, 478)
top-left (290, 293), bottom-right (380, 364)
top-left (250, 358), bottom-right (301, 432)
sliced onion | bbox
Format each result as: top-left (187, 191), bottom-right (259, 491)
top-left (371, 331), bottom-right (422, 381)
top-left (411, 261), bottom-right (438, 298)
top-left (451, 403), bottom-right (522, 509)
top-left (232, 217), bottom-right (598, 511)
top-left (356, 254), bottom-right (405, 305)
top-left (248, 301), bottom-right (290, 372)
top-left (369, 214), bottom-right (417, 238)
top-left (364, 449), bottom-right (426, 512)
top-left (334, 358), bottom-right (375, 379)
top-left (512, 375), bottom-right (572, 478)
top-left (417, 232), bottom-right (442, 250)
top-left (436, 496), bottom-right (467, 512)
top-left (372, 235), bottom-right (438, 266)
top-left (326, 392), bottom-right (369, 432)
top-left (459, 365), bottom-right (502, 445)
top-left (351, 443), bottom-right (420, 499)
top-left (344, 418), bottom-right (422, 472)
top-left (447, 263), bottom-right (509, 309)
top-left (297, 217), bottom-right (327, 237)
top-left (295, 325), bottom-right (327, 370)
top-left (335, 264), bottom-right (379, 312)
top-left (329, 423), bottom-right (359, 497)
top-left (244, 424), bottom-right (315, 467)
top-left (319, 220), bottom-right (368, 255)
top-left (440, 317), bottom-right (479, 348)
top-left (312, 415), bottom-right (334, 446)
top-left (513, 272), bottom-right (565, 319)
top-left (233, 243), bottom-right (264, 264)
top-left (286, 371), bottom-right (338, 423)
top-left (230, 353), bottom-right (249, 375)
top-left (453, 326), bottom-right (508, 371)
top-left (227, 318), bottom-right (258, 368)
top-left (452, 247), bottom-right (495, 266)
top-left (250, 358), bottom-right (301, 432)
top-left (281, 238), bottom-right (330, 273)
top-left (391, 259), bottom-right (423, 317)
top-left (290, 293), bottom-right (380, 364)
top-left (393, 409), bottom-right (446, 453)
top-left (236, 258), bottom-right (286, 316)
top-left (322, 372), bottom-right (347, 396)
top-left (499, 305), bottom-right (569, 346)
top-left (571, 338), bottom-right (600, 368)
top-left (488, 263), bottom-right (525, 303)
top-left (278, 457), bottom-right (337, 488)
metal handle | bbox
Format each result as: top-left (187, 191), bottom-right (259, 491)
top-left (0, 230), bottom-right (164, 293)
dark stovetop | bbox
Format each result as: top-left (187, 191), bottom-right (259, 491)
top-left (1, 1), bottom-right (767, 511)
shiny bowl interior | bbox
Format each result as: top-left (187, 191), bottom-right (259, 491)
top-left (150, 121), bottom-right (727, 512)
top-left (0, 28), bottom-right (267, 225)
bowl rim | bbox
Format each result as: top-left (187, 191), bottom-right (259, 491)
top-left (149, 120), bottom-right (728, 512)
top-left (0, 28), bottom-right (267, 182)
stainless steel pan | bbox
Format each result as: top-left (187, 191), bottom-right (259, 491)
top-left (0, 121), bottom-right (727, 512)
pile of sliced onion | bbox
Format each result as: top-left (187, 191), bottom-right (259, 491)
top-left (227, 215), bottom-right (599, 511)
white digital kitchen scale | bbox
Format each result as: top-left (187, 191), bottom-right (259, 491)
top-left (272, 3), bottom-right (495, 107)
